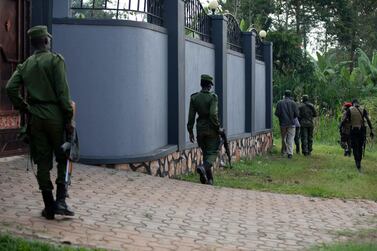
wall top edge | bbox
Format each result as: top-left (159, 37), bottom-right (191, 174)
top-left (79, 145), bottom-right (178, 165)
top-left (52, 18), bottom-right (167, 34)
top-left (185, 37), bottom-right (215, 49)
top-left (227, 49), bottom-right (245, 58)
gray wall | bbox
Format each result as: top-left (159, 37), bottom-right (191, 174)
top-left (52, 24), bottom-right (169, 158)
top-left (227, 51), bottom-right (245, 136)
top-left (184, 39), bottom-right (215, 144)
top-left (255, 60), bottom-right (266, 132)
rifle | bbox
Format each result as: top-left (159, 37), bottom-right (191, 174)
top-left (219, 129), bottom-right (232, 168)
top-left (61, 101), bottom-right (79, 197)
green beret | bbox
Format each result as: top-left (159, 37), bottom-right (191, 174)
top-left (27, 25), bottom-right (52, 39)
top-left (201, 74), bottom-right (213, 84)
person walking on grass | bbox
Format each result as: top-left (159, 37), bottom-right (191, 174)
top-left (298, 95), bottom-right (317, 156)
top-left (341, 99), bottom-right (374, 171)
top-left (6, 26), bottom-right (75, 219)
top-left (339, 102), bottom-right (352, 156)
top-left (275, 90), bottom-right (299, 159)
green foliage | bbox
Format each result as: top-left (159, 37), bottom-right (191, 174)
top-left (0, 233), bottom-right (104, 251)
top-left (222, 0), bottom-right (274, 30)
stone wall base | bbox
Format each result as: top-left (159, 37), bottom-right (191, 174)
top-left (114, 131), bottom-right (273, 177)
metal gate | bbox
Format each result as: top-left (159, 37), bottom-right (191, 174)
top-left (0, 0), bottom-right (29, 157)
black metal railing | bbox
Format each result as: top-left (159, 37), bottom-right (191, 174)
top-left (255, 35), bottom-right (264, 61)
top-left (71, 0), bottom-right (164, 26)
top-left (184, 0), bottom-right (212, 43)
top-left (225, 13), bottom-right (243, 53)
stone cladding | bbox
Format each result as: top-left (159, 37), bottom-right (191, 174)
top-left (114, 131), bottom-right (273, 177)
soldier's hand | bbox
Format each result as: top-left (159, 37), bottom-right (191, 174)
top-left (189, 133), bottom-right (195, 143)
top-left (218, 128), bottom-right (225, 136)
top-left (65, 122), bottom-right (74, 135)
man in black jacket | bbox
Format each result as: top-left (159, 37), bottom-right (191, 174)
top-left (275, 90), bottom-right (299, 159)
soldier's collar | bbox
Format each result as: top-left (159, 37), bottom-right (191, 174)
top-left (34, 49), bottom-right (49, 54)
top-left (200, 89), bottom-right (211, 93)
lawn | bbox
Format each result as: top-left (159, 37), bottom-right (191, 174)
top-left (309, 228), bottom-right (377, 251)
top-left (0, 233), bottom-right (103, 251)
top-left (178, 143), bottom-right (377, 201)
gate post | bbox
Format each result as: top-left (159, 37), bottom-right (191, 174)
top-left (164, 0), bottom-right (186, 150)
top-left (243, 32), bottom-right (256, 134)
top-left (264, 41), bottom-right (273, 129)
top-left (211, 15), bottom-right (228, 130)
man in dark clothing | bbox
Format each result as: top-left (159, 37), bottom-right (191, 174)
top-left (339, 102), bottom-right (352, 156)
top-left (341, 99), bottom-right (374, 171)
top-left (298, 95), bottom-right (317, 156)
top-left (6, 26), bottom-right (75, 219)
top-left (187, 74), bottom-right (221, 185)
top-left (275, 90), bottom-right (299, 158)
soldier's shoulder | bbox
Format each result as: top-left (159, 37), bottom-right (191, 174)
top-left (51, 52), bottom-right (65, 62)
top-left (210, 92), bottom-right (218, 99)
top-left (191, 92), bottom-right (199, 97)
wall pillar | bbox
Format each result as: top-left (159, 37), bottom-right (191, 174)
top-left (164, 0), bottom-right (186, 149)
top-left (264, 41), bottom-right (273, 129)
top-left (52, 0), bottom-right (70, 18)
top-left (211, 15), bottom-right (228, 129)
top-left (242, 32), bottom-right (256, 134)
top-left (31, 0), bottom-right (53, 32)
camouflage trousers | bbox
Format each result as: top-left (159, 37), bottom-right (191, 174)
top-left (300, 126), bottom-right (314, 155)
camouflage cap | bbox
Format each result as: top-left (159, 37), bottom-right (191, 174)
top-left (302, 94), bottom-right (309, 102)
top-left (27, 25), bottom-right (52, 39)
top-left (201, 74), bottom-right (214, 85)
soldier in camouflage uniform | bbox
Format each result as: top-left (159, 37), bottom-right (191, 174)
top-left (341, 99), bottom-right (374, 171)
top-left (187, 74), bottom-right (220, 185)
top-left (339, 102), bottom-right (352, 156)
top-left (6, 26), bottom-right (75, 219)
top-left (298, 95), bottom-right (317, 156)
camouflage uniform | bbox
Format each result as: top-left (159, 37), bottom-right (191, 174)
top-left (342, 100), bottom-right (374, 171)
top-left (298, 95), bottom-right (317, 156)
top-left (339, 103), bottom-right (352, 156)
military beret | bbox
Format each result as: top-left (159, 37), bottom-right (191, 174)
top-left (343, 102), bottom-right (352, 107)
top-left (27, 25), bottom-right (52, 39)
top-left (201, 74), bottom-right (214, 85)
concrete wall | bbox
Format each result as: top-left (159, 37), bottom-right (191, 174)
top-left (52, 24), bottom-right (169, 159)
top-left (184, 39), bottom-right (215, 144)
top-left (254, 60), bottom-right (266, 132)
top-left (227, 51), bottom-right (245, 136)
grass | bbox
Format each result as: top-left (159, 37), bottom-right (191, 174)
top-left (309, 228), bottom-right (377, 251)
top-left (0, 233), bottom-right (103, 251)
top-left (177, 143), bottom-right (377, 201)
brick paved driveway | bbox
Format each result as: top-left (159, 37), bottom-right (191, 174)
top-left (1, 156), bottom-right (376, 251)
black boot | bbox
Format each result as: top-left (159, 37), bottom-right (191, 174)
top-left (41, 190), bottom-right (55, 220)
top-left (196, 165), bottom-right (208, 184)
top-left (355, 160), bottom-right (361, 172)
top-left (205, 163), bottom-right (213, 185)
top-left (55, 184), bottom-right (75, 216)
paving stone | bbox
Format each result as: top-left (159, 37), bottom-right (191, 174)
top-left (1, 156), bottom-right (377, 251)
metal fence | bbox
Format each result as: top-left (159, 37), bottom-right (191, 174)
top-left (225, 14), bottom-right (243, 53)
top-left (71, 0), bottom-right (164, 26)
top-left (255, 36), bottom-right (264, 61)
top-left (184, 0), bottom-right (212, 43)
